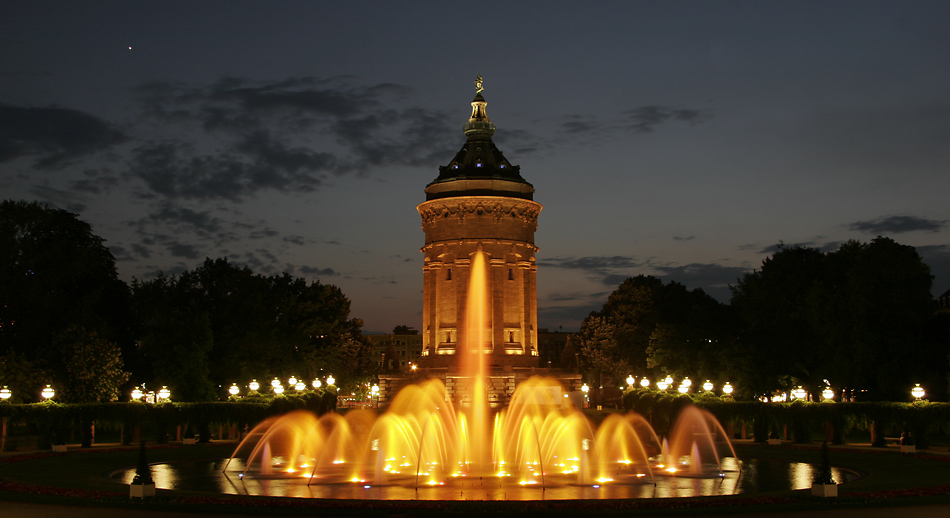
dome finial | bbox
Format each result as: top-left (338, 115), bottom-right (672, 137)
top-left (475, 74), bottom-right (484, 96)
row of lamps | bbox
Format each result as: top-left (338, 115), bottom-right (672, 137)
top-left (624, 375), bottom-right (735, 395)
top-left (228, 376), bottom-right (336, 397)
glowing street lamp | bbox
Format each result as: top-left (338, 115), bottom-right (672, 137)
top-left (288, 376), bottom-right (298, 386)
top-left (626, 375), bottom-right (635, 387)
top-left (326, 376), bottom-right (336, 386)
top-left (41, 384), bottom-right (55, 400)
top-left (821, 388), bottom-right (835, 402)
top-left (703, 380), bottom-right (714, 392)
top-left (271, 378), bottom-right (281, 389)
top-left (677, 384), bottom-right (689, 394)
top-left (581, 383), bottom-right (589, 394)
top-left (229, 383), bottom-right (240, 396)
top-left (722, 382), bottom-right (734, 396)
top-left (911, 384), bottom-right (925, 401)
top-left (0, 386), bottom-right (12, 401)
top-left (131, 386), bottom-right (144, 400)
top-left (656, 380), bottom-right (669, 391)
top-left (295, 381), bottom-right (306, 392)
top-left (681, 377), bottom-right (692, 388)
top-left (640, 377), bottom-right (650, 388)
top-left (249, 379), bottom-right (260, 392)
top-left (273, 383), bottom-right (284, 395)
top-left (312, 378), bottom-right (322, 389)
top-left (157, 386), bottom-right (171, 401)
top-left (792, 386), bottom-right (807, 401)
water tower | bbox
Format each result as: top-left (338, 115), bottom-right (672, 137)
top-left (376, 77), bottom-right (580, 406)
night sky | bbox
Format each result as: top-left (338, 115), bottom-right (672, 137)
top-left (2, 1), bottom-right (949, 333)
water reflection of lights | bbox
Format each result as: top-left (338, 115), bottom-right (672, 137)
top-left (114, 456), bottom-right (858, 501)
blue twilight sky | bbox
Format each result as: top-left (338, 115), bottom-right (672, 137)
top-left (2, 1), bottom-right (949, 333)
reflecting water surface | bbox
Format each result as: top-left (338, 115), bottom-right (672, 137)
top-left (113, 457), bottom-right (858, 501)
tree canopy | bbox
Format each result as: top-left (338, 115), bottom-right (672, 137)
top-left (0, 200), bottom-right (131, 401)
top-left (730, 238), bottom-right (937, 400)
top-left (130, 258), bottom-right (370, 400)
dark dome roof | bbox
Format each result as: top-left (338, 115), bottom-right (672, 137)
top-left (425, 86), bottom-right (533, 201)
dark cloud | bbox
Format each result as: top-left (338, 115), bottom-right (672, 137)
top-left (538, 304), bottom-right (599, 331)
top-left (70, 170), bottom-right (120, 194)
top-left (540, 255), bottom-right (645, 288)
top-left (131, 243), bottom-right (151, 259)
top-left (299, 265), bottom-right (338, 277)
top-left (282, 235), bottom-right (306, 246)
top-left (148, 203), bottom-right (222, 233)
top-left (673, 235), bottom-right (695, 241)
top-left (620, 106), bottom-right (707, 133)
top-left (249, 227), bottom-right (279, 239)
top-left (540, 255), bottom-right (644, 271)
top-left (849, 215), bottom-right (946, 234)
top-left (168, 242), bottom-right (200, 259)
top-left (127, 76), bottom-right (457, 201)
top-left (0, 103), bottom-right (126, 168)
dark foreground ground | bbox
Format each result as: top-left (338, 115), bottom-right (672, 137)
top-left (2, 439), bottom-right (950, 517)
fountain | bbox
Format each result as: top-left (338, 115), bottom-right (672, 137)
top-left (223, 252), bottom-right (737, 494)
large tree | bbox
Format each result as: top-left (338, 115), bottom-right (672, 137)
top-left (582, 275), bottom-right (734, 385)
top-left (131, 258), bottom-right (369, 399)
top-left (731, 238), bottom-right (936, 400)
top-left (0, 200), bottom-right (131, 400)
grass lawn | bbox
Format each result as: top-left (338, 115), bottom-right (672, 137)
top-left (1, 441), bottom-right (949, 516)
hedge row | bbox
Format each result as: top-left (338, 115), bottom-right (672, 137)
top-left (623, 390), bottom-right (950, 448)
top-left (0, 392), bottom-right (337, 449)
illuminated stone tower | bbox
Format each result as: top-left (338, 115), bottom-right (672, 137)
top-left (417, 76), bottom-right (542, 372)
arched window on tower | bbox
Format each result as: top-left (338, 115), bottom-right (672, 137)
top-left (508, 268), bottom-right (514, 280)
top-left (446, 268), bottom-right (452, 281)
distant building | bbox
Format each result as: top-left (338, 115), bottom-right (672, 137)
top-left (937, 288), bottom-right (950, 315)
top-left (363, 326), bottom-right (423, 371)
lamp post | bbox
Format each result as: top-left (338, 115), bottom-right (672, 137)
top-left (295, 381), bottom-right (306, 392)
top-left (0, 386), bottom-right (11, 401)
top-left (640, 377), bottom-right (650, 389)
top-left (326, 375), bottom-right (336, 387)
top-left (792, 386), bottom-right (807, 401)
top-left (41, 384), bottom-right (55, 401)
top-left (722, 382), bottom-right (734, 397)
top-left (911, 384), bottom-right (925, 401)
top-left (249, 379), bottom-right (260, 392)
top-left (371, 384), bottom-right (379, 408)
top-left (581, 383), bottom-right (589, 408)
top-left (821, 388), bottom-right (835, 402)
top-left (703, 380), bottom-right (714, 392)
top-left (131, 386), bottom-right (144, 401)
top-left (312, 378), bottom-right (322, 389)
top-left (157, 386), bottom-right (171, 401)
top-left (229, 383), bottom-right (240, 397)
